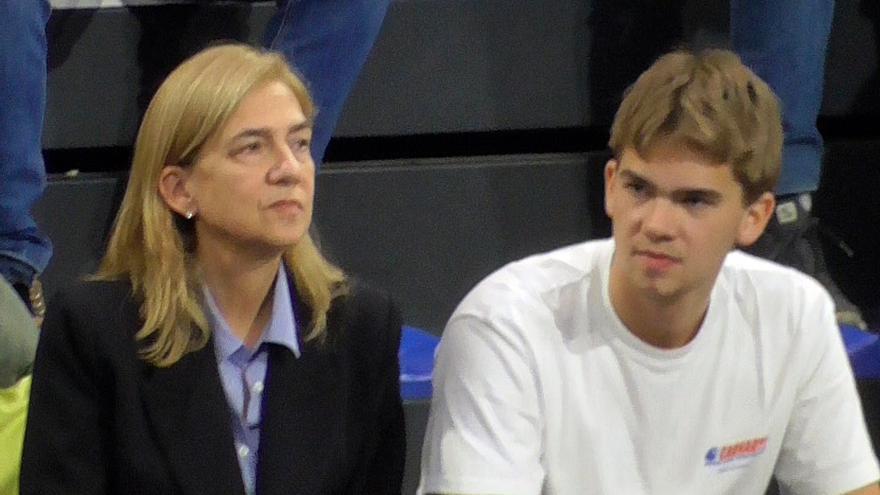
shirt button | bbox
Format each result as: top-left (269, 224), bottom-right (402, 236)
top-left (252, 381), bottom-right (264, 394)
top-left (238, 444), bottom-right (250, 458)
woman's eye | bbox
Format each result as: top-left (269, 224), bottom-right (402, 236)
top-left (291, 137), bottom-right (311, 151)
top-left (231, 141), bottom-right (263, 158)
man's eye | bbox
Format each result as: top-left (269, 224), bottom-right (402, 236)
top-left (682, 195), bottom-right (712, 209)
top-left (624, 181), bottom-right (648, 197)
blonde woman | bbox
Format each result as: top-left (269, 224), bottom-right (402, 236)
top-left (21, 44), bottom-right (405, 495)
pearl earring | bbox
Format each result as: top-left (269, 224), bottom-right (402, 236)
top-left (185, 211), bottom-right (194, 220)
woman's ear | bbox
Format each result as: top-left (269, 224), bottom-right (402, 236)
top-left (158, 165), bottom-right (197, 218)
top-left (736, 192), bottom-right (775, 247)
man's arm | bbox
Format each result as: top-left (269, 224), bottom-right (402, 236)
top-left (417, 314), bottom-right (544, 495)
top-left (425, 482), bottom-right (880, 494)
top-left (774, 285), bottom-right (880, 494)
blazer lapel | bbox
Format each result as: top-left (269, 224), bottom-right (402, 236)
top-left (141, 342), bottom-right (246, 495)
top-left (256, 297), bottom-right (344, 495)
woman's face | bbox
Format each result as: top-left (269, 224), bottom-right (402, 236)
top-left (183, 80), bottom-right (315, 259)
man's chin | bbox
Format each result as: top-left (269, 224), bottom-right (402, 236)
top-left (633, 276), bottom-right (683, 302)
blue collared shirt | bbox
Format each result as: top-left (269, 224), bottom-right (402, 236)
top-left (203, 266), bottom-right (300, 495)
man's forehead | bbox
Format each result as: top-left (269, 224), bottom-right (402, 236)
top-left (623, 145), bottom-right (729, 167)
top-left (616, 148), bottom-right (742, 195)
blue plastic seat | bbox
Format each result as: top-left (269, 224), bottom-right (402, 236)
top-left (399, 326), bottom-right (440, 401)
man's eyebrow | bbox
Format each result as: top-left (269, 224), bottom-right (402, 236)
top-left (619, 168), bottom-right (723, 201)
top-left (672, 188), bottom-right (723, 203)
top-left (618, 169), bottom-right (653, 185)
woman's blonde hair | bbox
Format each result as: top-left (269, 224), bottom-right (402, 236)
top-left (95, 43), bottom-right (346, 367)
top-left (609, 49), bottom-right (783, 204)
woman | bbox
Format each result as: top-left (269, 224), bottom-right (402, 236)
top-left (20, 44), bottom-right (405, 495)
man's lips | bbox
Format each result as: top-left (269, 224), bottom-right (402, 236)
top-left (634, 249), bottom-right (681, 271)
top-left (634, 249), bottom-right (680, 261)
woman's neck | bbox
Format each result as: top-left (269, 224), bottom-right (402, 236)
top-left (198, 244), bottom-right (283, 348)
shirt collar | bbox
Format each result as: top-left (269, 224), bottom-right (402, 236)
top-left (203, 264), bottom-right (301, 363)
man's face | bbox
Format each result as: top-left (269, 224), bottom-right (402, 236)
top-left (605, 146), bottom-right (772, 302)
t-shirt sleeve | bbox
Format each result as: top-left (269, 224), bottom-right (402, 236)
top-left (418, 314), bottom-right (544, 495)
top-left (774, 288), bottom-right (880, 495)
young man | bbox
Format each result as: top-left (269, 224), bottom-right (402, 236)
top-left (418, 49), bottom-right (880, 494)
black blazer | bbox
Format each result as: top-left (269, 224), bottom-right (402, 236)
top-left (21, 278), bottom-right (405, 495)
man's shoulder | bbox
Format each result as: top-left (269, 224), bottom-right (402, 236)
top-left (722, 250), bottom-right (829, 299)
top-left (720, 250), bottom-right (834, 327)
top-left (451, 240), bottom-right (610, 326)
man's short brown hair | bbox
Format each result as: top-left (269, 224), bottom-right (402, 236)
top-left (609, 49), bottom-right (783, 203)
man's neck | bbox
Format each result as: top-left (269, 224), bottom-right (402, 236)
top-left (609, 276), bottom-right (712, 350)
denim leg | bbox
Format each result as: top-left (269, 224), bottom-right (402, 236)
top-left (0, 0), bottom-right (53, 285)
top-left (264, 0), bottom-right (392, 165)
top-left (731, 0), bottom-right (834, 195)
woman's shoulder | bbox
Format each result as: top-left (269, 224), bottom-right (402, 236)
top-left (51, 278), bottom-right (135, 312)
top-left (341, 280), bottom-right (394, 311)
top-left (329, 280), bottom-right (400, 346)
top-left (335, 280), bottom-right (397, 321)
top-left (47, 278), bottom-right (141, 338)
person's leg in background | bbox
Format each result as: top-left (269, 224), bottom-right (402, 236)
top-left (263, 0), bottom-right (393, 166)
top-left (0, 2), bottom-right (50, 491)
top-left (0, 0), bottom-right (52, 323)
top-left (731, 0), bottom-right (865, 326)
top-left (0, 275), bottom-right (39, 495)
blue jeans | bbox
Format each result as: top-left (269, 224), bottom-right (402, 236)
top-left (731, 0), bottom-right (834, 196)
top-left (264, 0), bottom-right (392, 166)
top-left (0, 0), bottom-right (53, 286)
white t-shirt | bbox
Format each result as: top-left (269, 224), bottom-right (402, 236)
top-left (418, 239), bottom-right (879, 495)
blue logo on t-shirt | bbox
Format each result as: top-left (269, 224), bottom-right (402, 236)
top-left (705, 448), bottom-right (719, 466)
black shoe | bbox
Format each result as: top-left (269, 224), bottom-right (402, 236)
top-left (745, 193), bottom-right (866, 329)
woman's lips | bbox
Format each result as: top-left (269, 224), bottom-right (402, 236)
top-left (268, 199), bottom-right (303, 215)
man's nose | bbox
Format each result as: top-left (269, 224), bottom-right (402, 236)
top-left (641, 198), bottom-right (677, 240)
